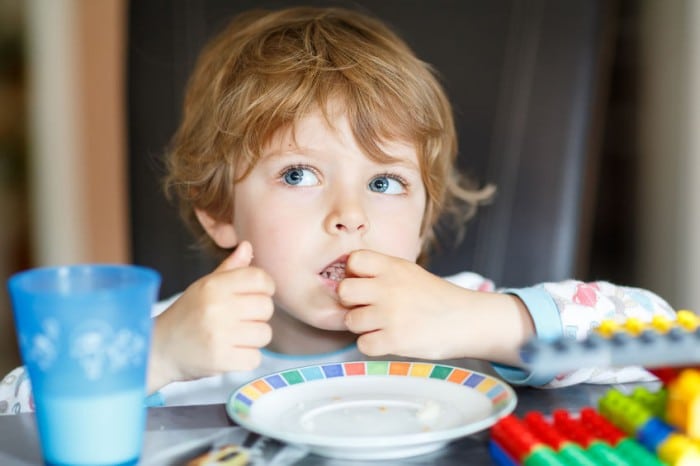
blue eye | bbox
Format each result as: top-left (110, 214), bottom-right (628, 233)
top-left (282, 166), bottom-right (319, 186)
top-left (369, 175), bottom-right (405, 194)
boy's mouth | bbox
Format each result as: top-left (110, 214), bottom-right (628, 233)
top-left (319, 257), bottom-right (347, 282)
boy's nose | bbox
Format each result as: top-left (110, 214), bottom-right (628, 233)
top-left (324, 197), bottom-right (369, 235)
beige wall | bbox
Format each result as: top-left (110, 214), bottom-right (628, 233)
top-left (0, 0), bottom-right (128, 374)
top-left (638, 0), bottom-right (700, 310)
top-left (78, 0), bottom-right (129, 264)
top-left (27, 0), bottom-right (128, 266)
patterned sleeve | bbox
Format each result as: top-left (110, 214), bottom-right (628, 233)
top-left (0, 366), bottom-right (33, 415)
top-left (443, 272), bottom-right (677, 387)
top-left (534, 280), bottom-right (676, 388)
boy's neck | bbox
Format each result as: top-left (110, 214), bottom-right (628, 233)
top-left (267, 311), bottom-right (357, 355)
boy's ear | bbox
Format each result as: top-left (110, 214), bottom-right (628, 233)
top-left (194, 208), bottom-right (238, 249)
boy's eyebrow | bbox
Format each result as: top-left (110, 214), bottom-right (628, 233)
top-left (385, 158), bottom-right (420, 171)
top-left (261, 146), bottom-right (421, 172)
top-left (260, 146), bottom-right (309, 158)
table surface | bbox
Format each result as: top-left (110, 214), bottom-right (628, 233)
top-left (0, 382), bottom-right (653, 465)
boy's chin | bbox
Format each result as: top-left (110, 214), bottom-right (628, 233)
top-left (301, 308), bottom-right (350, 332)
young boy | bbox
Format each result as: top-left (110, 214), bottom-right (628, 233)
top-left (0, 6), bottom-right (675, 412)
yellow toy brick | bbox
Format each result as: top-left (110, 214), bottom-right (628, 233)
top-left (667, 369), bottom-right (700, 440)
top-left (676, 310), bottom-right (700, 332)
top-left (650, 314), bottom-right (674, 333)
top-left (657, 433), bottom-right (700, 466)
top-left (622, 317), bottom-right (645, 336)
top-left (595, 311), bottom-right (700, 338)
top-left (595, 319), bottom-right (622, 338)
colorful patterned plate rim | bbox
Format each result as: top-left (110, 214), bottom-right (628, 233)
top-left (226, 361), bottom-right (516, 458)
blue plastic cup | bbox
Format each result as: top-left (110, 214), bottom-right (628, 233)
top-left (8, 264), bottom-right (161, 466)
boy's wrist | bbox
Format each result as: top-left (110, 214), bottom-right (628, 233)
top-left (147, 314), bottom-right (179, 393)
top-left (502, 287), bottom-right (562, 343)
top-left (453, 290), bottom-right (535, 366)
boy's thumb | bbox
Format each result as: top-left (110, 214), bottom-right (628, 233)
top-left (217, 241), bottom-right (253, 271)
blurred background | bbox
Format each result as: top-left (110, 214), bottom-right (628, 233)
top-left (0, 0), bottom-right (698, 375)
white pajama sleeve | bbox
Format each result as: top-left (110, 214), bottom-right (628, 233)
top-left (444, 272), bottom-right (676, 387)
top-left (0, 366), bottom-right (33, 415)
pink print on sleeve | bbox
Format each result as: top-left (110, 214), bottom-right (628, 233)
top-left (478, 280), bottom-right (495, 292)
top-left (573, 283), bottom-right (600, 307)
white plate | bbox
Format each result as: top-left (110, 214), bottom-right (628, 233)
top-left (226, 361), bottom-right (517, 460)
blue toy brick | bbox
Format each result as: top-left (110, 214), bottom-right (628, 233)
top-left (488, 440), bottom-right (520, 466)
top-left (637, 418), bottom-right (675, 452)
top-left (520, 325), bottom-right (700, 373)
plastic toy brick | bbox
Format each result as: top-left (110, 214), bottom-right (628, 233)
top-left (493, 416), bottom-right (543, 458)
top-left (488, 440), bottom-right (520, 466)
top-left (599, 387), bottom-right (700, 465)
top-left (491, 368), bottom-right (700, 466)
top-left (519, 311), bottom-right (700, 374)
top-left (489, 408), bottom-right (663, 466)
top-left (649, 367), bottom-right (685, 385)
top-left (526, 410), bottom-right (612, 465)
top-left (593, 311), bottom-right (699, 338)
top-left (675, 310), bottom-right (700, 331)
top-left (657, 434), bottom-right (700, 466)
top-left (598, 389), bottom-right (653, 436)
top-left (666, 369), bottom-right (700, 439)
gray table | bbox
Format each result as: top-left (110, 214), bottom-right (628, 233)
top-left (0, 383), bottom-right (654, 465)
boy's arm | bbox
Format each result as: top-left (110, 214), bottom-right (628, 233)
top-left (342, 252), bottom-right (537, 367)
top-left (343, 251), bottom-right (677, 388)
top-left (442, 273), bottom-right (564, 385)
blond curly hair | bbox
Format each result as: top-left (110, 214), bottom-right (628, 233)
top-left (164, 6), bottom-right (493, 264)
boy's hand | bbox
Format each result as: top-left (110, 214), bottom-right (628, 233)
top-left (148, 241), bottom-right (275, 392)
top-left (340, 250), bottom-right (533, 365)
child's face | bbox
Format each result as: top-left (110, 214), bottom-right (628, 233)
top-left (229, 108), bottom-right (426, 331)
